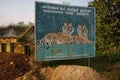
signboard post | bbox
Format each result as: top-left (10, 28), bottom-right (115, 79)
top-left (35, 1), bottom-right (95, 61)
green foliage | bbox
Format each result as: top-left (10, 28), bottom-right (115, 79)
top-left (17, 34), bottom-right (29, 43)
top-left (0, 22), bottom-right (27, 36)
top-left (91, 53), bottom-right (120, 80)
top-left (0, 22), bottom-right (34, 43)
top-left (88, 1), bottom-right (120, 79)
top-left (88, 0), bottom-right (120, 54)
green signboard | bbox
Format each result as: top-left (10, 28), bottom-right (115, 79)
top-left (35, 1), bottom-right (95, 61)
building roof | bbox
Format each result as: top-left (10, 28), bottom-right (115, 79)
top-left (3, 28), bottom-right (17, 38)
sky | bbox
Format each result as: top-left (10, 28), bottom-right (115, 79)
top-left (0, 0), bottom-right (92, 26)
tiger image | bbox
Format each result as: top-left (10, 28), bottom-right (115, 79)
top-left (38, 23), bottom-right (91, 45)
top-left (77, 25), bottom-right (88, 39)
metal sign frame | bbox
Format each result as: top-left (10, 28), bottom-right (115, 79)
top-left (35, 1), bottom-right (95, 61)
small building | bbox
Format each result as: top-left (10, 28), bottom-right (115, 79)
top-left (0, 29), bottom-right (17, 53)
top-left (0, 37), bottom-right (17, 53)
top-left (0, 26), bottom-right (35, 56)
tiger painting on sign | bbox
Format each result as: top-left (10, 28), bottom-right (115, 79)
top-left (77, 25), bottom-right (88, 39)
top-left (38, 23), bottom-right (92, 45)
top-left (62, 23), bottom-right (74, 35)
top-left (39, 23), bottom-right (74, 45)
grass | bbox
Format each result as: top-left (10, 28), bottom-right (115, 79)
top-left (91, 53), bottom-right (120, 80)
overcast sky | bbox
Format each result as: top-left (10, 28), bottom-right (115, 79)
top-left (0, 0), bottom-right (92, 26)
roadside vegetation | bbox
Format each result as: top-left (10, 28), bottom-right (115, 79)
top-left (88, 1), bottom-right (120, 79)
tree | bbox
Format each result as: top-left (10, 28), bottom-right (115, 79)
top-left (88, 0), bottom-right (120, 61)
top-left (17, 21), bottom-right (26, 27)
